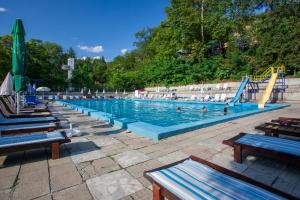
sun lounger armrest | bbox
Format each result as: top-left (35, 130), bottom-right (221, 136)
top-left (222, 132), bottom-right (246, 147)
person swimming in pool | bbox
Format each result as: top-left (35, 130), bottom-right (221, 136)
top-left (176, 106), bottom-right (182, 112)
top-left (200, 106), bottom-right (207, 112)
top-left (224, 106), bottom-right (228, 115)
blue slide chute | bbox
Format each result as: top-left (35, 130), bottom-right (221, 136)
top-left (229, 77), bottom-right (250, 106)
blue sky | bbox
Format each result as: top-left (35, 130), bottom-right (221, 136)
top-left (0, 0), bottom-right (169, 61)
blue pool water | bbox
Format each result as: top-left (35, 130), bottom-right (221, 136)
top-left (59, 99), bottom-right (287, 140)
top-left (64, 99), bottom-right (258, 127)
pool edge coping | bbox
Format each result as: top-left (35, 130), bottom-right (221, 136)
top-left (56, 100), bottom-right (289, 140)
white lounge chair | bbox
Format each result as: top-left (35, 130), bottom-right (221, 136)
top-left (220, 93), bottom-right (227, 102)
top-left (211, 94), bottom-right (220, 102)
top-left (48, 95), bottom-right (53, 100)
top-left (204, 95), bottom-right (210, 102)
top-left (216, 84), bottom-right (222, 90)
top-left (223, 83), bottom-right (229, 90)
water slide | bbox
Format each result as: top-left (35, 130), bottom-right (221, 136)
top-left (258, 72), bottom-right (278, 109)
top-left (229, 77), bottom-right (250, 106)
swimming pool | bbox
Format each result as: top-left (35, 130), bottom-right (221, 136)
top-left (58, 99), bottom-right (287, 140)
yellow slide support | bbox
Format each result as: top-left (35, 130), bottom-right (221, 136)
top-left (258, 68), bottom-right (278, 109)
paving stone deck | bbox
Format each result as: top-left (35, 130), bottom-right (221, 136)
top-left (0, 102), bottom-right (300, 200)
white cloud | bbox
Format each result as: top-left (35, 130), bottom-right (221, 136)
top-left (121, 49), bottom-right (128, 55)
top-left (0, 7), bottom-right (7, 12)
top-left (78, 45), bottom-right (104, 53)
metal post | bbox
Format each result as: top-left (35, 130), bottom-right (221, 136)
top-left (16, 92), bottom-right (20, 114)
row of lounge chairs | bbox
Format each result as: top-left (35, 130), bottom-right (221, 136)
top-left (0, 96), bottom-right (70, 159)
top-left (190, 93), bottom-right (231, 102)
top-left (144, 117), bottom-right (300, 200)
top-left (189, 83), bottom-right (230, 91)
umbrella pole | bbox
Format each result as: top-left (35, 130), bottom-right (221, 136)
top-left (16, 92), bottom-right (20, 114)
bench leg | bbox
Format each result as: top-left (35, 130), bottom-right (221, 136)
top-left (153, 183), bottom-right (164, 200)
top-left (265, 130), bottom-right (273, 136)
top-left (234, 144), bottom-right (242, 163)
top-left (51, 142), bottom-right (60, 160)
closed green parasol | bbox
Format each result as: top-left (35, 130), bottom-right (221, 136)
top-left (12, 19), bottom-right (27, 92)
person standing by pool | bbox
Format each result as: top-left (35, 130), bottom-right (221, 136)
top-left (224, 105), bottom-right (228, 115)
top-left (200, 106), bottom-right (207, 112)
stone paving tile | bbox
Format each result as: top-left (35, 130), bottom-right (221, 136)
top-left (273, 165), bottom-right (300, 194)
top-left (208, 152), bottom-right (248, 173)
top-left (126, 163), bottom-right (148, 178)
top-left (143, 159), bottom-right (164, 169)
top-left (34, 194), bottom-right (52, 200)
top-left (92, 137), bottom-right (121, 148)
top-left (101, 143), bottom-right (130, 156)
top-left (53, 183), bottom-right (93, 200)
top-left (48, 156), bottom-right (74, 168)
top-left (86, 169), bottom-right (143, 200)
top-left (157, 151), bottom-right (189, 165)
top-left (92, 157), bottom-right (120, 174)
top-left (77, 157), bottom-right (120, 181)
top-left (146, 145), bottom-right (182, 159)
top-left (112, 150), bottom-right (150, 168)
top-left (0, 189), bottom-right (10, 200)
top-left (0, 165), bottom-right (19, 190)
top-left (130, 188), bottom-right (152, 200)
top-left (50, 162), bottom-right (82, 192)
top-left (12, 178), bottom-right (50, 200)
top-left (137, 176), bottom-right (151, 188)
top-left (182, 145), bottom-right (219, 160)
top-left (71, 150), bottom-right (106, 164)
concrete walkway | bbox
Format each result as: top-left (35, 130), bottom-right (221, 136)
top-left (1, 103), bottom-right (300, 200)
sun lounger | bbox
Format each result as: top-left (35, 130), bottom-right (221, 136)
top-left (0, 114), bottom-right (59, 125)
top-left (2, 96), bottom-right (48, 112)
top-left (0, 131), bottom-right (70, 159)
top-left (255, 122), bottom-right (300, 137)
top-left (144, 155), bottom-right (296, 200)
top-left (223, 133), bottom-right (300, 164)
top-left (0, 122), bottom-right (60, 135)
top-left (278, 117), bottom-right (300, 121)
top-left (271, 119), bottom-right (300, 126)
top-left (0, 99), bottom-right (51, 118)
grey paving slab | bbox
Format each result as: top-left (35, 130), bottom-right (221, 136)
top-left (34, 194), bottom-right (52, 200)
top-left (86, 169), bottom-right (143, 200)
top-left (92, 157), bottom-right (120, 174)
top-left (157, 151), bottom-right (188, 165)
top-left (71, 150), bottom-right (106, 164)
top-left (130, 188), bottom-right (152, 200)
top-left (126, 163), bottom-right (148, 178)
top-left (50, 162), bottom-right (82, 192)
top-left (112, 150), bottom-right (150, 168)
top-left (92, 137), bottom-right (121, 148)
top-left (0, 189), bottom-right (10, 200)
top-left (12, 178), bottom-right (49, 200)
top-left (53, 183), bottom-right (93, 200)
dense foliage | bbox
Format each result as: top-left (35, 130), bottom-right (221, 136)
top-left (0, 0), bottom-right (299, 91)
